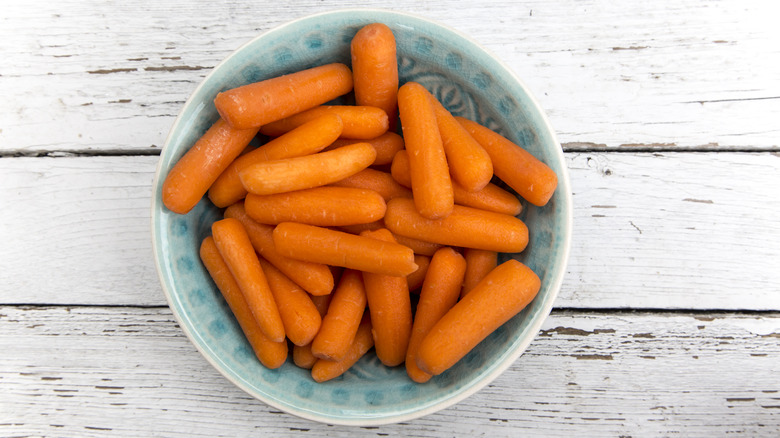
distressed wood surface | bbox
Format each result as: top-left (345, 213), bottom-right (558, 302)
top-left (1, 307), bottom-right (778, 437)
top-left (3, 0), bottom-right (780, 435)
top-left (2, 153), bottom-right (778, 309)
top-left (1, 0), bottom-right (779, 154)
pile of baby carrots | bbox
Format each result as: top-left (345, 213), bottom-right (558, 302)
top-left (162, 23), bottom-right (558, 383)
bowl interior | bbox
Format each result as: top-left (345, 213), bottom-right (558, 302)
top-left (152, 9), bottom-right (571, 426)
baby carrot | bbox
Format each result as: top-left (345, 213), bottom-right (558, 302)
top-left (199, 237), bottom-right (288, 369)
top-left (384, 197), bottom-right (528, 253)
top-left (428, 90), bottom-right (493, 192)
top-left (340, 224), bottom-right (440, 259)
top-left (310, 293), bottom-right (334, 317)
top-left (272, 222), bottom-right (418, 277)
top-left (397, 82), bottom-right (454, 219)
top-left (416, 259), bottom-right (541, 376)
top-left (258, 258), bottom-right (322, 347)
top-left (244, 186), bottom-right (386, 227)
top-left (391, 232), bottom-right (443, 257)
top-left (239, 142), bottom-right (376, 196)
top-left (461, 249), bottom-right (498, 299)
top-left (311, 269), bottom-right (368, 361)
top-left (337, 220), bottom-right (384, 236)
top-left (406, 247), bottom-right (466, 383)
top-left (451, 181), bottom-right (524, 217)
top-left (259, 105), bottom-right (389, 140)
top-left (293, 343), bottom-right (317, 370)
top-left (391, 150), bottom-right (522, 216)
top-left (162, 119), bottom-right (258, 214)
top-left (311, 313), bottom-right (374, 383)
top-left (360, 228), bottom-right (413, 367)
top-left (211, 218), bottom-right (285, 342)
top-left (351, 23), bottom-right (399, 130)
top-left (208, 113), bottom-right (344, 208)
top-left (457, 117), bottom-right (558, 207)
top-left (329, 168), bottom-right (412, 202)
top-left (237, 143), bottom-right (258, 157)
top-left (325, 131), bottom-right (404, 166)
top-left (224, 202), bottom-right (334, 296)
top-left (214, 63), bottom-right (353, 129)
top-left (406, 254), bottom-right (432, 292)
top-left (293, 293), bottom-right (333, 369)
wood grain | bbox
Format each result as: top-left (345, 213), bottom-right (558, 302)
top-left (1, 0), bottom-right (778, 154)
top-left (2, 154), bottom-right (777, 309)
top-left (1, 306), bottom-right (778, 436)
top-left (0, 156), bottom-right (159, 305)
top-left (3, 2), bottom-right (778, 433)
top-left (565, 151), bottom-right (780, 310)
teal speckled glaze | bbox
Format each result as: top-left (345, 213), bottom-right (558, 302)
top-left (151, 9), bottom-right (572, 426)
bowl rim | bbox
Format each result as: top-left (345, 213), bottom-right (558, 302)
top-left (151, 7), bottom-right (573, 426)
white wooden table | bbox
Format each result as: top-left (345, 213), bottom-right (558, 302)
top-left (3, 1), bottom-right (779, 436)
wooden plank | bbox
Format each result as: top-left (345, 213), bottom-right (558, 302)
top-left (1, 306), bottom-right (778, 436)
top-left (1, 153), bottom-right (778, 309)
top-left (1, 0), bottom-right (778, 153)
top-left (564, 151), bottom-right (780, 310)
top-left (0, 156), bottom-right (161, 305)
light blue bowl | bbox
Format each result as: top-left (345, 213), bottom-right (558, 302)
top-left (151, 9), bottom-right (572, 426)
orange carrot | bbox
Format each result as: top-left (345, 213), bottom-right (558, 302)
top-left (199, 237), bottom-right (288, 369)
top-left (293, 293), bottom-right (333, 369)
top-left (384, 197), bottom-right (528, 253)
top-left (406, 254), bottom-right (432, 293)
top-left (397, 82), bottom-right (453, 219)
top-left (272, 222), bottom-right (418, 277)
top-left (311, 313), bottom-right (374, 383)
top-left (214, 63), bottom-right (353, 129)
top-left (360, 228), bottom-right (413, 367)
top-left (351, 23), bottom-right (399, 130)
top-left (237, 143), bottom-right (258, 157)
top-left (461, 249), bottom-right (498, 299)
top-left (311, 269), bottom-right (368, 361)
top-left (428, 91), bottom-right (493, 192)
top-left (451, 179), bottom-right (523, 216)
top-left (162, 119), bottom-right (258, 214)
top-left (329, 265), bottom-right (345, 287)
top-left (325, 131), bottom-right (404, 165)
top-left (208, 113), bottom-right (344, 208)
top-left (457, 117), bottom-right (558, 206)
top-left (293, 343), bottom-right (317, 370)
top-left (329, 227), bottom-right (436, 256)
top-left (337, 219), bottom-right (384, 236)
top-left (211, 218), bottom-right (285, 342)
top-left (392, 234), bottom-right (443, 257)
top-left (259, 105), bottom-right (388, 140)
top-left (310, 292), bottom-right (334, 317)
top-left (224, 202), bottom-right (334, 296)
top-left (406, 247), bottom-right (466, 382)
top-left (329, 168), bottom-right (411, 202)
top-left (416, 259), bottom-right (541, 375)
top-left (239, 142), bottom-right (376, 196)
top-left (258, 258), bottom-right (322, 346)
top-left (391, 150), bottom-right (522, 216)
top-left (244, 186), bottom-right (386, 227)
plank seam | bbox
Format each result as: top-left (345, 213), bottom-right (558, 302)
top-left (1, 303), bottom-right (778, 316)
top-left (1, 147), bottom-right (778, 158)
top-left (0, 149), bottom-right (163, 158)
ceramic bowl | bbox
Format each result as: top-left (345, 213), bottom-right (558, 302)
top-left (151, 8), bottom-right (572, 426)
